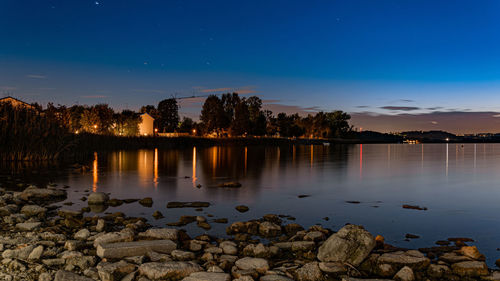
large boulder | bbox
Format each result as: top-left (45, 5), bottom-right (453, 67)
top-left (138, 228), bottom-right (179, 240)
top-left (377, 250), bottom-right (430, 271)
top-left (19, 186), bottom-right (67, 203)
top-left (87, 192), bottom-right (109, 205)
top-left (235, 257), bottom-right (269, 274)
top-left (317, 225), bottom-right (375, 266)
top-left (139, 262), bottom-right (202, 280)
top-left (451, 261), bottom-right (488, 277)
top-left (97, 240), bottom-right (177, 259)
top-left (182, 272), bottom-right (231, 281)
top-left (295, 262), bottom-right (323, 281)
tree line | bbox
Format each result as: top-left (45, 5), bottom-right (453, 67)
top-left (27, 92), bottom-right (352, 138)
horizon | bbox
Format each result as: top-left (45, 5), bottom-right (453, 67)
top-left (3, 0), bottom-right (500, 134)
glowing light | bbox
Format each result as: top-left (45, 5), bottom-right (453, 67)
top-left (92, 152), bottom-right (98, 192)
top-left (154, 148), bottom-right (158, 187)
top-left (192, 129), bottom-right (197, 134)
top-left (192, 147), bottom-right (197, 186)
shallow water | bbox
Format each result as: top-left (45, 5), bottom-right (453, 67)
top-left (13, 143), bottom-right (500, 264)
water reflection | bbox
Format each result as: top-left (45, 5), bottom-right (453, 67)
top-left (92, 152), bottom-right (98, 192)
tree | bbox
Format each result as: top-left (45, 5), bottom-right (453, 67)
top-left (200, 95), bottom-right (226, 135)
top-left (113, 110), bottom-right (140, 136)
top-left (157, 98), bottom-right (179, 133)
top-left (80, 109), bottom-right (100, 134)
top-left (178, 117), bottom-right (195, 133)
top-left (230, 101), bottom-right (250, 136)
top-left (221, 93), bottom-right (240, 127)
top-left (93, 104), bottom-right (114, 134)
top-left (327, 110), bottom-right (352, 138)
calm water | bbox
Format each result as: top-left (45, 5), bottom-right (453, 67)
top-left (22, 144), bottom-right (500, 264)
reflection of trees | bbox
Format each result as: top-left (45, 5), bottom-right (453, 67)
top-left (198, 146), bottom-right (266, 185)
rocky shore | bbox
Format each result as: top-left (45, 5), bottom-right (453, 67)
top-left (0, 185), bottom-right (499, 281)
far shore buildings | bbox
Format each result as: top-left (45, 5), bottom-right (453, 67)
top-left (138, 113), bottom-right (155, 136)
top-left (0, 96), bottom-right (35, 109)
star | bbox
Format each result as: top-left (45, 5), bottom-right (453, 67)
top-left (95, 1), bottom-right (100, 5)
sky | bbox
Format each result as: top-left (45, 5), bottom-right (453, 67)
top-left (2, 0), bottom-right (500, 133)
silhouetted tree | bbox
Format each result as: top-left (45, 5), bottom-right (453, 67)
top-left (157, 98), bottom-right (179, 132)
top-left (200, 95), bottom-right (226, 135)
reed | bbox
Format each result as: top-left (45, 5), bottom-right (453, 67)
top-left (0, 103), bottom-right (74, 161)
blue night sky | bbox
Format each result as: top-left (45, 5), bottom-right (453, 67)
top-left (2, 0), bottom-right (500, 133)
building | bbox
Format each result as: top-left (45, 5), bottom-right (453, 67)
top-left (0, 96), bottom-right (35, 109)
top-left (138, 113), bottom-right (155, 136)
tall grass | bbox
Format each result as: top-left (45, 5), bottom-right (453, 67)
top-left (0, 103), bottom-right (74, 161)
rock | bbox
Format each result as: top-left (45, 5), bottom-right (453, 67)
top-left (438, 252), bottom-right (473, 263)
top-left (16, 222), bottom-right (41, 231)
top-left (459, 246), bottom-right (485, 260)
top-left (172, 250), bottom-right (196, 261)
top-left (259, 222), bottom-right (281, 237)
top-left (260, 275), bottom-right (294, 281)
top-left (65, 240), bottom-right (84, 251)
top-left (236, 205), bottom-right (249, 212)
top-left (139, 261), bottom-right (203, 280)
top-left (153, 211), bottom-right (164, 219)
top-left (138, 228), bottom-right (179, 240)
top-left (97, 260), bottom-right (136, 281)
top-left (318, 262), bottom-right (347, 275)
top-left (139, 197), bottom-right (153, 207)
top-left (96, 219), bottom-right (105, 232)
top-left (220, 241), bottom-right (238, 255)
top-left (218, 182), bottom-right (242, 188)
top-left (97, 239), bottom-right (177, 259)
top-left (235, 257), bottom-right (269, 274)
top-left (183, 272), bottom-right (231, 281)
top-left (451, 261), bottom-right (488, 277)
top-left (20, 205), bottom-right (47, 218)
top-left (93, 228), bottom-right (135, 247)
top-left (38, 272), bottom-right (52, 281)
top-left (376, 263), bottom-right (396, 277)
top-left (295, 262), bottom-right (323, 281)
top-left (197, 221), bottom-right (211, 230)
top-left (54, 270), bottom-right (94, 281)
top-left (402, 204), bottom-right (427, 211)
top-left (284, 223), bottom-right (304, 235)
top-left (28, 245), bottom-right (44, 260)
top-left (19, 186), bottom-right (67, 202)
top-left (167, 201), bottom-right (210, 208)
top-left (74, 229), bottom-right (91, 240)
top-left (108, 198), bottom-right (123, 207)
top-left (304, 231), bottom-right (325, 242)
top-left (58, 209), bottom-right (83, 218)
top-left (87, 192), bottom-right (109, 204)
top-left (317, 225), bottom-right (375, 266)
top-left (427, 264), bottom-right (450, 279)
top-left (377, 251), bottom-right (430, 271)
top-left (394, 266), bottom-right (414, 281)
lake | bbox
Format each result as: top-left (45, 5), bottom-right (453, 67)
top-left (10, 143), bottom-right (500, 264)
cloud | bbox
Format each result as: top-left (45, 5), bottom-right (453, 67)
top-left (263, 102), bottom-right (319, 116)
top-left (262, 99), bottom-right (281, 103)
top-left (198, 86), bottom-right (257, 95)
top-left (0, 86), bottom-right (16, 91)
top-left (200, 87), bottom-right (232, 93)
top-left (356, 105), bottom-right (370, 108)
top-left (131, 89), bottom-right (165, 94)
top-left (350, 111), bottom-right (500, 134)
top-left (80, 95), bottom-right (109, 98)
top-left (380, 106), bottom-right (420, 111)
top-left (426, 107), bottom-right (443, 110)
top-left (26, 74), bottom-right (46, 79)
top-left (399, 99), bottom-right (414, 103)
